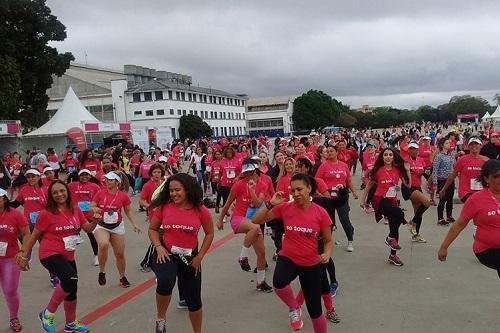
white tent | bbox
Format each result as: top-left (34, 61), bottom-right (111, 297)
top-left (481, 112), bottom-right (491, 121)
top-left (25, 86), bottom-right (101, 137)
top-left (489, 106), bottom-right (500, 121)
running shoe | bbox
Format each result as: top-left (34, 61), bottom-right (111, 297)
top-left (119, 276), bottom-right (131, 288)
top-left (334, 240), bottom-right (341, 245)
top-left (330, 282), bottom-right (339, 297)
top-left (272, 253), bottom-right (278, 261)
top-left (408, 222), bottom-right (417, 237)
top-left (437, 219), bottom-right (449, 226)
top-left (155, 319), bottom-right (166, 333)
top-left (39, 309), bottom-right (56, 333)
top-left (326, 308), bottom-right (340, 323)
top-left (98, 272), bottom-right (106, 286)
top-left (446, 217), bottom-right (456, 223)
top-left (9, 318), bottom-right (22, 332)
top-left (256, 281), bottom-right (273, 293)
top-left (50, 276), bottom-right (59, 289)
top-left (346, 241), bottom-right (354, 252)
top-left (238, 257), bottom-right (251, 272)
top-left (385, 237), bottom-right (401, 251)
top-left (64, 321), bottom-right (90, 333)
top-left (412, 234), bottom-right (427, 243)
top-left (139, 265), bottom-right (151, 273)
top-left (289, 308), bottom-right (303, 331)
top-left (93, 256), bottom-right (99, 267)
top-left (177, 300), bottom-right (188, 309)
top-left (388, 255), bottom-right (404, 266)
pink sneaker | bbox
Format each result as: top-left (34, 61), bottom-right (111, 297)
top-left (388, 254), bottom-right (404, 266)
top-left (385, 237), bottom-right (401, 251)
top-left (289, 308), bottom-right (303, 331)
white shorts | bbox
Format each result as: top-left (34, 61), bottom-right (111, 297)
top-left (93, 222), bottom-right (125, 235)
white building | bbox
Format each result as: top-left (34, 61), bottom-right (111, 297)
top-left (246, 96), bottom-right (297, 137)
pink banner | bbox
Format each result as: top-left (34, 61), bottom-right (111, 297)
top-left (119, 123), bottom-right (131, 131)
top-left (6, 123), bottom-right (20, 134)
top-left (84, 123), bottom-right (99, 131)
top-left (66, 127), bottom-right (87, 151)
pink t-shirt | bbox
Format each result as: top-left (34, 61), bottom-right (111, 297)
top-left (230, 177), bottom-right (270, 216)
top-left (210, 160), bottom-right (222, 183)
top-left (336, 150), bottom-right (353, 170)
top-left (272, 202), bottom-right (332, 266)
top-left (68, 181), bottom-right (101, 218)
top-left (399, 142), bottom-right (409, 160)
top-left (315, 177), bottom-right (329, 195)
top-left (407, 156), bottom-right (425, 188)
top-left (219, 158), bottom-right (241, 187)
top-left (140, 160), bottom-right (156, 179)
top-left (0, 209), bottom-right (28, 258)
top-left (276, 175), bottom-right (292, 199)
top-left (92, 189), bottom-right (131, 222)
top-left (36, 207), bottom-right (87, 261)
top-left (418, 145), bottom-right (435, 167)
top-left (81, 159), bottom-right (101, 172)
top-left (140, 179), bottom-right (162, 204)
top-left (15, 185), bottom-right (48, 223)
top-left (373, 167), bottom-right (402, 197)
top-left (454, 155), bottom-right (488, 200)
top-left (460, 189), bottom-right (500, 253)
top-left (315, 160), bottom-right (351, 189)
top-left (151, 204), bottom-right (211, 253)
top-left (362, 153), bottom-right (377, 184)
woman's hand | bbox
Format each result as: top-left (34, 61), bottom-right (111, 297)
top-left (191, 255), bottom-right (203, 275)
top-left (320, 253), bottom-right (330, 264)
top-left (270, 191), bottom-right (285, 206)
top-left (156, 246), bottom-right (170, 264)
top-left (438, 247), bottom-right (448, 262)
top-left (216, 216), bottom-right (224, 230)
top-left (133, 224), bottom-right (142, 233)
top-left (15, 253), bottom-right (30, 271)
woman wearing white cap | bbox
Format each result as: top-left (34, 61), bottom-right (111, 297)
top-left (438, 137), bottom-right (489, 204)
top-left (90, 171), bottom-right (141, 288)
top-left (0, 188), bottom-right (30, 332)
top-left (68, 169), bottom-right (101, 266)
top-left (42, 167), bottom-right (56, 187)
top-left (216, 158), bottom-right (274, 292)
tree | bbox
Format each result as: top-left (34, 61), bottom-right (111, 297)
top-left (444, 95), bottom-right (491, 120)
top-left (0, 0), bottom-right (74, 129)
top-left (493, 93), bottom-right (500, 106)
top-left (178, 115), bottom-right (212, 140)
top-left (292, 90), bottom-right (342, 131)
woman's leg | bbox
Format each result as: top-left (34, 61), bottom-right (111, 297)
top-left (445, 182), bottom-right (455, 218)
top-left (436, 180), bottom-right (447, 220)
top-left (0, 258), bottom-right (21, 320)
top-left (94, 229), bottom-right (111, 274)
top-left (151, 253), bottom-right (178, 320)
top-left (335, 201), bottom-right (354, 242)
top-left (273, 256), bottom-right (299, 309)
top-left (179, 262), bottom-right (203, 333)
top-left (87, 231), bottom-right (98, 256)
top-left (298, 264), bottom-right (327, 333)
top-left (109, 233), bottom-right (126, 278)
top-left (40, 256), bottom-right (78, 314)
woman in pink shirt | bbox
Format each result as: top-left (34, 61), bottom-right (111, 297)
top-left (217, 146), bottom-right (240, 214)
top-left (78, 149), bottom-right (102, 174)
top-left (438, 159), bottom-right (500, 279)
top-left (210, 150), bottom-right (223, 213)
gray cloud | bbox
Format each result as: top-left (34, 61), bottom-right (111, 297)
top-left (46, 0), bottom-right (500, 107)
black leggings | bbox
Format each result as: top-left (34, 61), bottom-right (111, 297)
top-left (379, 198), bottom-right (405, 255)
top-left (218, 185), bottom-right (231, 208)
top-left (269, 219), bottom-right (284, 253)
top-left (151, 252), bottom-right (202, 312)
top-left (367, 185), bottom-right (376, 206)
top-left (273, 256), bottom-right (322, 319)
top-left (40, 255), bottom-right (78, 301)
top-left (436, 179), bottom-right (454, 220)
top-left (475, 249), bottom-right (500, 279)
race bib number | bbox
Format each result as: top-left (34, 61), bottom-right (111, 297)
top-left (0, 241), bottom-right (7, 256)
top-left (206, 166), bottom-right (212, 172)
top-left (226, 168), bottom-right (236, 179)
top-left (470, 179), bottom-right (483, 191)
top-left (29, 211), bottom-right (40, 224)
top-left (13, 170), bottom-right (20, 176)
top-left (63, 235), bottom-right (79, 251)
top-left (78, 201), bottom-right (91, 212)
top-left (386, 186), bottom-right (397, 198)
top-left (170, 245), bottom-right (192, 256)
top-left (103, 211), bottom-right (119, 224)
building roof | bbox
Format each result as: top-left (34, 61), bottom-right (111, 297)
top-left (247, 95), bottom-right (299, 107)
top-left (125, 79), bottom-right (245, 99)
top-left (26, 87), bottom-right (102, 137)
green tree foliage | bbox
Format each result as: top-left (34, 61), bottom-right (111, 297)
top-left (438, 95), bottom-right (491, 121)
top-left (178, 115), bottom-right (213, 140)
top-left (292, 90), bottom-right (342, 131)
top-left (0, 0), bottom-right (74, 128)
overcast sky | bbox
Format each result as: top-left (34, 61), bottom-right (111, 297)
top-left (46, 0), bottom-right (500, 108)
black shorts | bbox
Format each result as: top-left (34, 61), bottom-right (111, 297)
top-left (401, 185), bottom-right (422, 201)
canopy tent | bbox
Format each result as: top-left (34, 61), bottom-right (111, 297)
top-left (25, 86), bottom-right (102, 137)
top-left (481, 112), bottom-right (491, 121)
top-left (488, 106), bottom-right (500, 121)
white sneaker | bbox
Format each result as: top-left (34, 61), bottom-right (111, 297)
top-left (346, 241), bottom-right (354, 252)
top-left (93, 256), bottom-right (99, 266)
top-left (334, 240), bottom-right (341, 245)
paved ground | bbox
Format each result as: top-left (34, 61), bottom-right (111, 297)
top-left (1, 172), bottom-right (499, 333)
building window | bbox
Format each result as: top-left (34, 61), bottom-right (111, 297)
top-left (188, 93), bottom-right (192, 102)
top-left (170, 109), bottom-right (174, 115)
top-left (203, 95), bottom-right (207, 103)
top-left (181, 92), bottom-right (186, 101)
top-left (193, 94), bottom-right (197, 102)
top-left (200, 111), bottom-right (203, 118)
top-left (177, 109), bottom-right (181, 115)
top-left (168, 90), bottom-right (173, 99)
top-left (145, 110), bottom-right (154, 116)
top-left (219, 112), bottom-right (223, 119)
top-left (132, 93), bottom-right (141, 102)
top-left (155, 91), bottom-right (163, 100)
top-left (144, 92), bottom-right (152, 101)
top-left (189, 110), bottom-right (193, 115)
top-left (210, 111), bottom-right (213, 119)
top-left (209, 96), bottom-right (213, 103)
top-left (171, 128), bottom-right (176, 139)
top-left (156, 109), bottom-right (164, 116)
top-left (194, 110), bottom-right (198, 116)
top-left (182, 110), bottom-right (186, 116)
top-left (205, 111), bottom-right (208, 118)
top-left (243, 113), bottom-right (245, 119)
top-left (214, 112), bottom-right (217, 119)
top-left (220, 127), bottom-right (223, 136)
top-left (215, 128), bottom-right (218, 136)
top-left (176, 91), bottom-right (180, 100)
top-left (134, 111), bottom-right (142, 117)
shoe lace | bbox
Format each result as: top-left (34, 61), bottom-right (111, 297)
top-left (156, 320), bottom-right (166, 330)
top-left (46, 313), bottom-right (55, 325)
top-left (289, 309), bottom-right (300, 322)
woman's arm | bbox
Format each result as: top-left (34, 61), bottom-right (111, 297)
top-left (191, 216), bottom-right (215, 274)
top-left (320, 226), bottom-right (333, 264)
top-left (346, 176), bottom-right (358, 199)
top-left (216, 192), bottom-right (236, 230)
top-left (438, 216), bottom-right (470, 261)
top-left (360, 180), bottom-right (374, 208)
top-left (123, 204), bottom-right (141, 233)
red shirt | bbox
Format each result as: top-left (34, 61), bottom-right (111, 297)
top-left (42, 177), bottom-right (56, 187)
top-left (0, 209), bottom-right (28, 258)
top-left (140, 179), bottom-right (162, 204)
top-left (399, 142), bottom-right (409, 160)
top-left (315, 160), bottom-right (351, 189)
top-left (276, 175), bottom-right (292, 200)
top-left (152, 204), bottom-right (211, 253)
top-left (15, 185), bottom-right (48, 222)
top-left (210, 160), bottom-right (222, 182)
top-left (315, 177), bottom-right (329, 195)
top-left (167, 156), bottom-right (177, 167)
top-left (454, 155), bottom-right (488, 200)
top-left (230, 177), bottom-right (271, 216)
top-left (81, 159), bottom-right (101, 173)
top-left (36, 207), bottom-right (87, 261)
top-left (373, 167), bottom-right (401, 197)
top-left (460, 189), bottom-right (500, 253)
top-left (407, 156), bottom-right (425, 188)
top-left (418, 144), bottom-right (435, 167)
top-left (362, 153), bottom-right (377, 184)
top-left (336, 150), bottom-right (353, 169)
top-left (140, 160), bottom-right (156, 179)
top-left (219, 158), bottom-right (241, 187)
top-left (272, 202), bottom-right (332, 266)
top-left (92, 190), bottom-right (131, 222)
top-left (68, 181), bottom-right (101, 218)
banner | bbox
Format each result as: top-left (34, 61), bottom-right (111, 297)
top-left (155, 127), bottom-right (172, 150)
top-left (131, 127), bottom-right (149, 152)
top-left (66, 127), bottom-right (87, 151)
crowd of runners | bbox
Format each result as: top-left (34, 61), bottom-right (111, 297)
top-left (0, 121), bottom-right (498, 333)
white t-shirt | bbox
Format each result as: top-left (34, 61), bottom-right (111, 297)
top-left (192, 154), bottom-right (205, 171)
